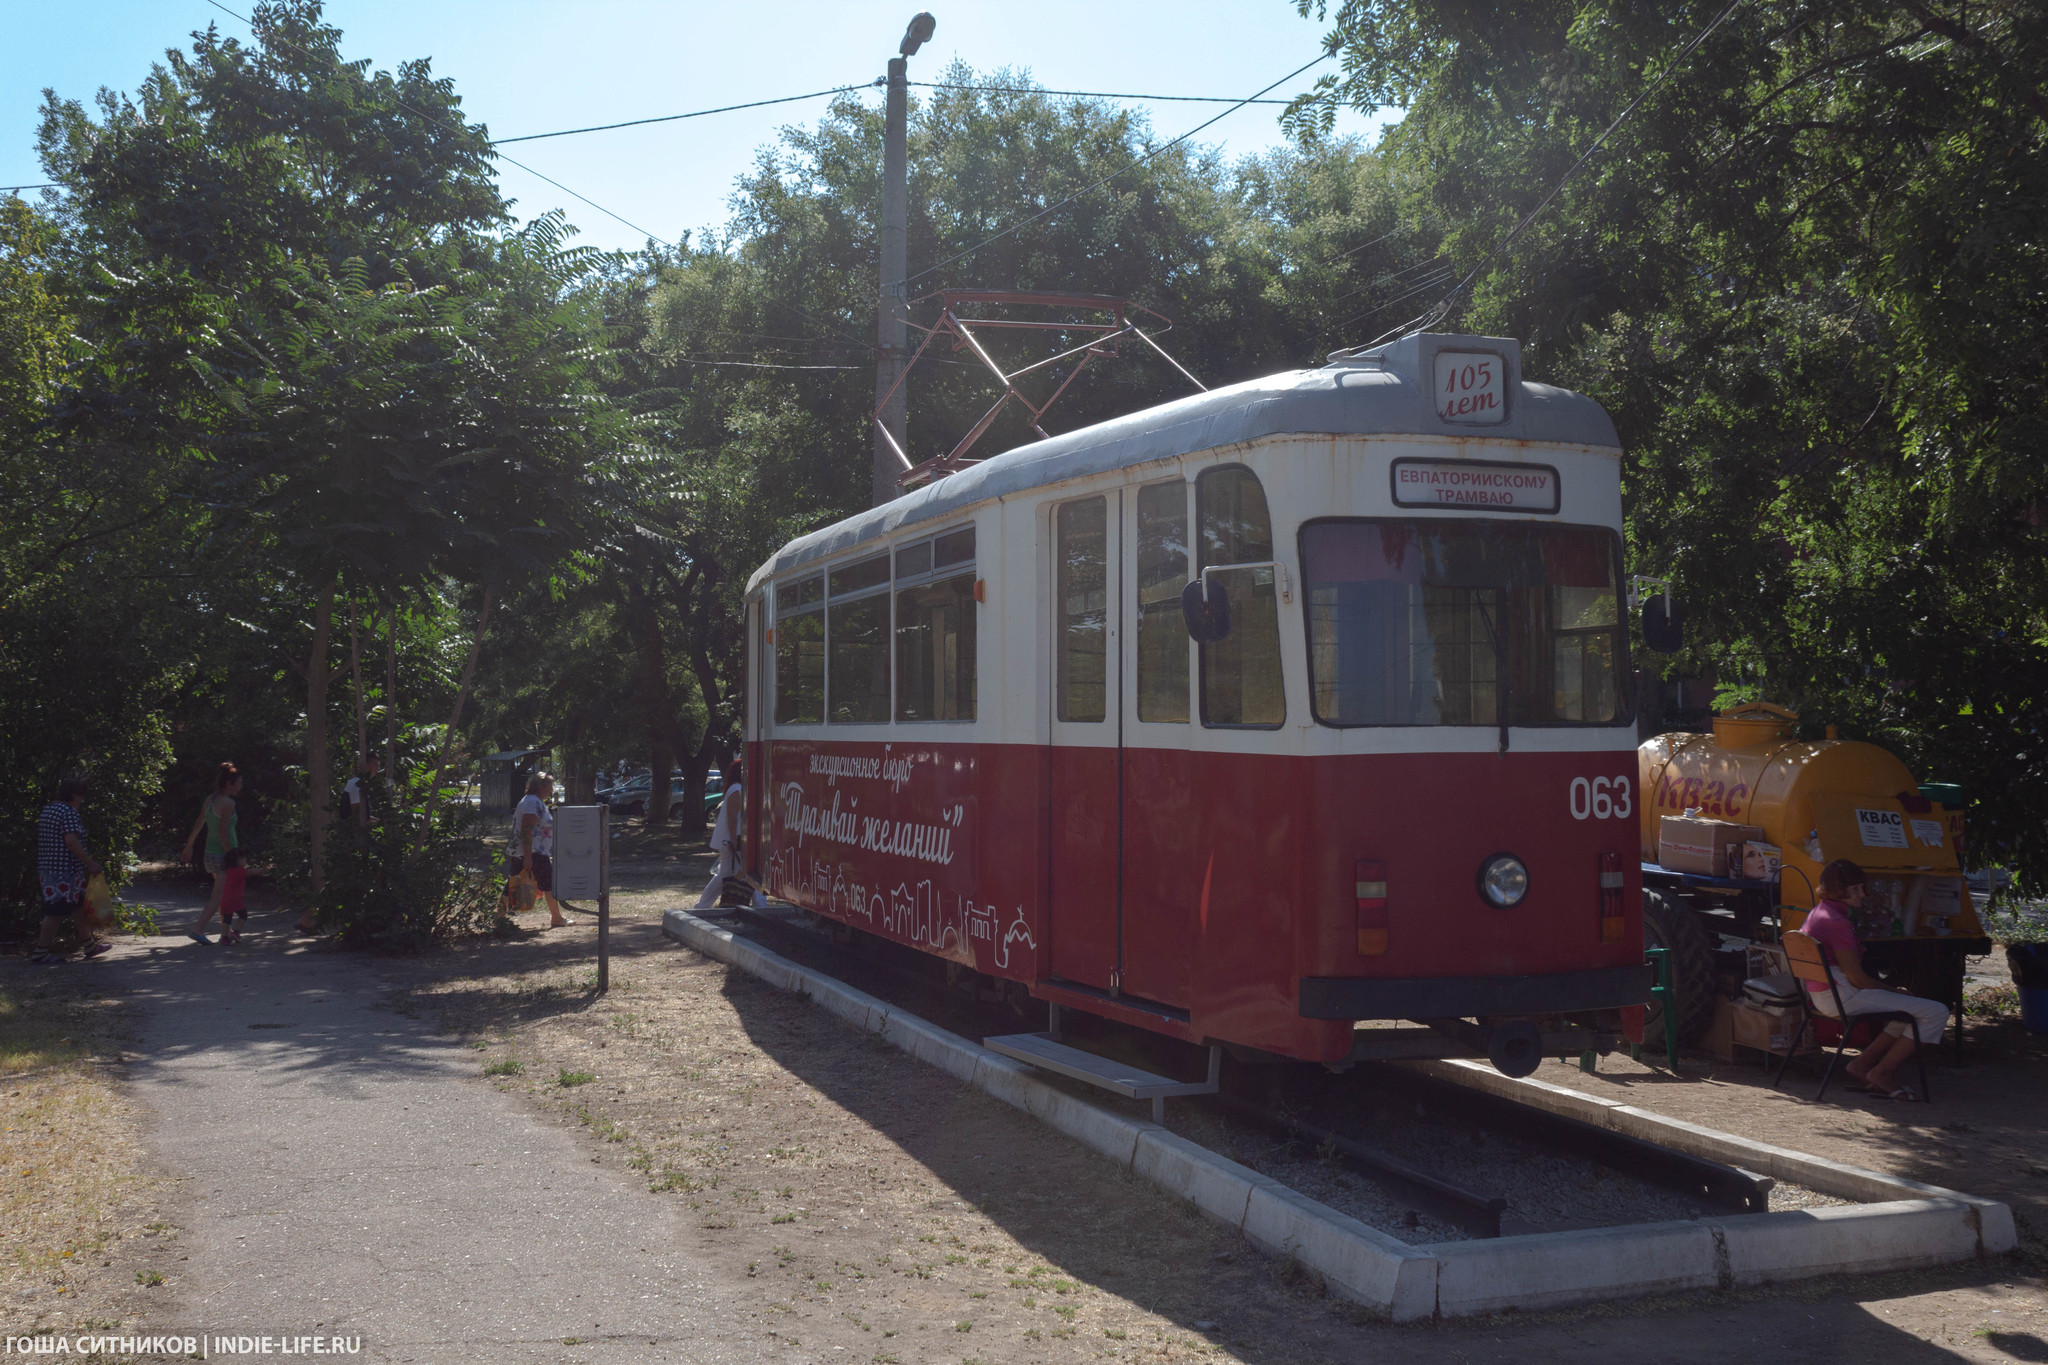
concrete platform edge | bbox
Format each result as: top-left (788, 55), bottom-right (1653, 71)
top-left (663, 910), bottom-right (2007, 1318)
top-left (1409, 1059), bottom-right (2018, 1255)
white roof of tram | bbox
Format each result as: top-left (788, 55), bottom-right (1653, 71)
top-left (746, 332), bottom-right (1620, 593)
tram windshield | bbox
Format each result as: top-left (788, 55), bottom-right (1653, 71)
top-left (1301, 519), bottom-right (1629, 727)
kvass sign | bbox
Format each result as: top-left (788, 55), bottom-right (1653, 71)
top-left (1434, 350), bottom-right (1506, 424)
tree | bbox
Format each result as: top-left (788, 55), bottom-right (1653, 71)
top-left (1291, 0), bottom-right (2048, 884)
top-left (37, 3), bottom-right (624, 881)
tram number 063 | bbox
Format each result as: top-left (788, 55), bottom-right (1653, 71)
top-left (1569, 776), bottom-right (1633, 820)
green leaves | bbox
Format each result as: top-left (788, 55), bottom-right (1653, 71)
top-left (1302, 0), bottom-right (2048, 884)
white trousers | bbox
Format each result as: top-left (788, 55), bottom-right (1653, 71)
top-left (693, 845), bottom-right (740, 909)
top-left (1811, 973), bottom-right (1949, 1045)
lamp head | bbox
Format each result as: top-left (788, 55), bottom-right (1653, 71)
top-left (900, 11), bottom-right (936, 55)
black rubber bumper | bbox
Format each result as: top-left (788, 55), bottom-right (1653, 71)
top-left (1298, 964), bottom-right (1655, 1020)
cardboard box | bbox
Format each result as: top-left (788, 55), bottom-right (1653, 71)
top-left (1740, 840), bottom-right (1781, 882)
top-left (1658, 816), bottom-right (1766, 876)
top-left (1727, 998), bottom-right (1816, 1057)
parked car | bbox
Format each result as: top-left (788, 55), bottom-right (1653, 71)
top-left (596, 770), bottom-right (723, 820)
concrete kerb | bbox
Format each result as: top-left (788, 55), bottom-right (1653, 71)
top-left (662, 909), bottom-right (2015, 1319)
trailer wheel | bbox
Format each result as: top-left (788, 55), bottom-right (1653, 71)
top-left (1642, 889), bottom-right (1716, 1045)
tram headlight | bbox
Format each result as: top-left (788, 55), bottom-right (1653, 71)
top-left (1478, 854), bottom-right (1530, 909)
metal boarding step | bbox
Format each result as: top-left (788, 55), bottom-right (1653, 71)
top-left (983, 1010), bottom-right (1220, 1123)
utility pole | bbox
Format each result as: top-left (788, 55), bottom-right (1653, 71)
top-left (873, 12), bottom-right (935, 507)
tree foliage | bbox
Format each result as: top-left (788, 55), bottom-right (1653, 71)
top-left (1292, 0), bottom-right (2048, 882)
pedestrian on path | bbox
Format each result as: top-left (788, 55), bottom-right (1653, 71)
top-left (695, 758), bottom-right (758, 910)
top-left (340, 752), bottom-right (381, 850)
top-left (514, 771), bottom-right (567, 929)
top-left (179, 761), bottom-right (243, 945)
top-left (33, 774), bottom-right (109, 965)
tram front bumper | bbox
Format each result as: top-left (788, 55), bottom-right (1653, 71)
top-left (1297, 964), bottom-right (1654, 1020)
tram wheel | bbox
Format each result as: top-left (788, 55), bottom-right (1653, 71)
top-left (1642, 889), bottom-right (1716, 1045)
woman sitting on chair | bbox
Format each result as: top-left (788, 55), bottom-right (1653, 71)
top-left (1800, 859), bottom-right (1951, 1101)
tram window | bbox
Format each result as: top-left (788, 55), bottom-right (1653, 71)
top-left (826, 553), bottom-right (891, 724)
top-left (774, 573), bottom-right (824, 725)
top-left (934, 526), bottom-right (975, 569)
top-left (1299, 520), bottom-right (1629, 727)
top-left (1196, 467), bottom-right (1285, 727)
top-left (895, 526), bottom-right (977, 722)
top-left (1056, 497), bottom-right (1108, 723)
top-left (896, 541), bottom-right (932, 579)
top-left (1135, 482), bottom-right (1189, 723)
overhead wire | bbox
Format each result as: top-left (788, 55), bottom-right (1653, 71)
top-left (493, 84), bottom-right (879, 144)
top-left (896, 51), bottom-right (1333, 290)
top-left (912, 81), bottom-right (1289, 105)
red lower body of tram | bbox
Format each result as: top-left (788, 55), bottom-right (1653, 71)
top-left (747, 736), bottom-right (1644, 1064)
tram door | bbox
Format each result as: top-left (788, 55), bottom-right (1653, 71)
top-left (1117, 480), bottom-right (1197, 1009)
top-left (1048, 492), bottom-right (1122, 990)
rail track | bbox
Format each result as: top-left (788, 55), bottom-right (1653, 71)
top-left (711, 904), bottom-right (1780, 1242)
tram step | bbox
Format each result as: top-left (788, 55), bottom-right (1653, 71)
top-left (983, 1032), bottom-right (1220, 1123)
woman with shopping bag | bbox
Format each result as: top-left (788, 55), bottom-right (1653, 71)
top-left (508, 771), bottom-right (567, 929)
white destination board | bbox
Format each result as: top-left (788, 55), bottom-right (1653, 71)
top-left (1392, 460), bottom-right (1558, 512)
top-left (552, 805), bottom-right (605, 899)
top-left (1434, 350), bottom-right (1508, 423)
top-left (1855, 807), bottom-right (1908, 849)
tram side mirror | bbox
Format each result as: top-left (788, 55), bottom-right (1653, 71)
top-left (1641, 595), bottom-right (1685, 654)
top-left (1181, 577), bottom-right (1232, 643)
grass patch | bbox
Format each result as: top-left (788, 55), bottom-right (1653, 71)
top-left (482, 1058), bottom-right (524, 1077)
top-left (1, 979), bottom-right (161, 1315)
top-left (556, 1068), bottom-right (596, 1087)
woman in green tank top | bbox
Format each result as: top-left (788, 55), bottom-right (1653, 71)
top-left (179, 761), bottom-right (243, 945)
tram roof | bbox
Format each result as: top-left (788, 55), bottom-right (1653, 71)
top-left (747, 332), bottom-right (1619, 592)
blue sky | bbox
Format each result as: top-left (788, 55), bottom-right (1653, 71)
top-left (3, 0), bottom-right (1398, 254)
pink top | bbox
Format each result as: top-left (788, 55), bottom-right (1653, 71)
top-left (1799, 901), bottom-right (1860, 992)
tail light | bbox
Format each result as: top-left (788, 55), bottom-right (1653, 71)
top-left (1356, 858), bottom-right (1388, 956)
top-left (1599, 851), bottom-right (1625, 942)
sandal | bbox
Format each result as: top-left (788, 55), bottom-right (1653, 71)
top-left (82, 940), bottom-right (112, 959)
top-left (186, 931), bottom-right (213, 945)
top-left (1881, 1086), bottom-right (1919, 1102)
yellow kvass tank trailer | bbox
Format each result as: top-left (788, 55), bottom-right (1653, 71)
top-left (1634, 702), bottom-right (1984, 1043)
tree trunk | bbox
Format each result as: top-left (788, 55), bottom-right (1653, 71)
top-left (627, 575), bottom-right (690, 827)
top-left (649, 735), bottom-right (675, 827)
top-left (684, 640), bottom-right (735, 833)
top-left (348, 598), bottom-right (368, 766)
top-left (306, 573), bottom-right (338, 892)
top-left (415, 588), bottom-right (494, 854)
top-left (565, 713), bottom-right (596, 805)
top-left (384, 606), bottom-right (399, 778)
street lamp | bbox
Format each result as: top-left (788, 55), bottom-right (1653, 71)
top-left (872, 13), bottom-right (937, 507)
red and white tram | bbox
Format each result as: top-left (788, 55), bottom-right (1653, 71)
top-left (739, 332), bottom-right (1652, 1075)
